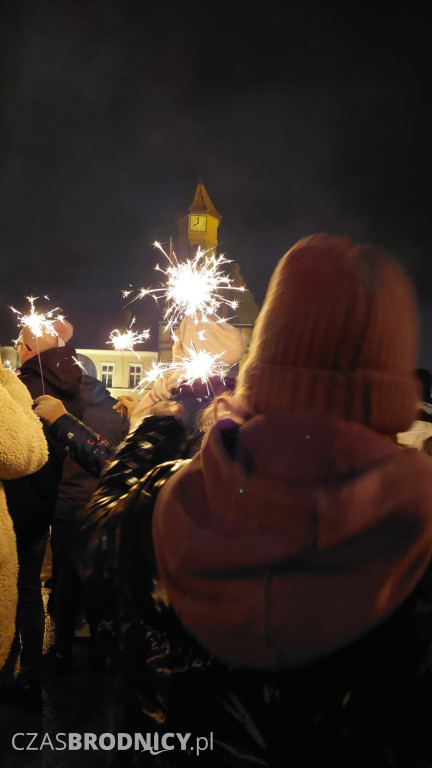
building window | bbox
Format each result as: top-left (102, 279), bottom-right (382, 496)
top-left (129, 364), bottom-right (142, 389)
top-left (101, 364), bottom-right (115, 388)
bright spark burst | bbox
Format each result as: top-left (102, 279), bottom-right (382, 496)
top-left (124, 242), bottom-right (245, 330)
top-left (107, 317), bottom-right (150, 357)
top-left (72, 356), bottom-right (89, 374)
top-left (175, 346), bottom-right (227, 387)
top-left (135, 345), bottom-right (228, 393)
top-left (135, 360), bottom-right (170, 392)
top-left (10, 296), bottom-right (66, 342)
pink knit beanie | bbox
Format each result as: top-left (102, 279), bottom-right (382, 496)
top-left (20, 319), bottom-right (74, 352)
top-left (236, 234), bottom-right (419, 434)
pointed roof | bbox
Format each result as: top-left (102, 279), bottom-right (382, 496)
top-left (189, 181), bottom-right (222, 220)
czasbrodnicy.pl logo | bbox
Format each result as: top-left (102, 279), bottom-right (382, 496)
top-left (13, 732), bottom-right (214, 755)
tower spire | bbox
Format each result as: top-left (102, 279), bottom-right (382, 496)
top-left (189, 181), bottom-right (222, 221)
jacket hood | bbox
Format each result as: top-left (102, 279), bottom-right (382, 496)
top-left (20, 345), bottom-right (82, 397)
top-left (153, 411), bottom-right (432, 669)
top-left (80, 374), bottom-right (115, 407)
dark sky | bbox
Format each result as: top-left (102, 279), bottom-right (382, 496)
top-left (1, 1), bottom-right (431, 359)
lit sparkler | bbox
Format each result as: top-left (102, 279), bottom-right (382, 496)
top-left (174, 346), bottom-right (227, 388)
top-left (10, 296), bottom-right (67, 395)
top-left (135, 360), bottom-right (170, 392)
top-left (124, 242), bottom-right (245, 330)
top-left (107, 317), bottom-right (150, 358)
top-left (72, 356), bottom-right (89, 374)
top-left (10, 296), bottom-right (66, 342)
top-left (135, 345), bottom-right (227, 394)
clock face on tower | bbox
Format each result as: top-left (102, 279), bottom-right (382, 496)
top-left (189, 215), bottom-right (207, 232)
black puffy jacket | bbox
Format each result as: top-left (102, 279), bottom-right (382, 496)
top-left (4, 346), bottom-right (83, 540)
top-left (53, 375), bottom-right (128, 521)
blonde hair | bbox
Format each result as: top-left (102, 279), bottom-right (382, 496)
top-left (199, 390), bottom-right (249, 433)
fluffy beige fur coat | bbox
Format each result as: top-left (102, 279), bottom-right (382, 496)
top-left (0, 366), bottom-right (48, 668)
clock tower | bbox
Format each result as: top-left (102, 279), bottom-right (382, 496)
top-left (177, 180), bottom-right (222, 256)
top-left (158, 181), bottom-right (259, 361)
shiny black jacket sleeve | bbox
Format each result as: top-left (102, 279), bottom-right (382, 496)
top-left (49, 413), bottom-right (111, 477)
top-left (77, 415), bottom-right (188, 655)
top-left (79, 415), bottom-right (188, 530)
top-left (78, 415), bottom-right (188, 577)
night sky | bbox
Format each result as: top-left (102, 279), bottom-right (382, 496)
top-left (1, 2), bottom-right (431, 360)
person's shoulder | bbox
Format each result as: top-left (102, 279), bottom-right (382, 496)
top-left (0, 367), bottom-right (34, 407)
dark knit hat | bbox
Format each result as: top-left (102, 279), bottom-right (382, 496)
top-left (236, 234), bottom-right (419, 434)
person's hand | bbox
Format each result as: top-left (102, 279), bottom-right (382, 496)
top-left (147, 401), bottom-right (183, 417)
top-left (34, 395), bottom-right (67, 425)
top-left (113, 395), bottom-right (139, 420)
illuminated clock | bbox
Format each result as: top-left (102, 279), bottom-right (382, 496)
top-left (189, 215), bottom-right (207, 232)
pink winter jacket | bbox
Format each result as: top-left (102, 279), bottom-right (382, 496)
top-left (153, 411), bottom-right (432, 669)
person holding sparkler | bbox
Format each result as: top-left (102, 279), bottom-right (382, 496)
top-left (118, 315), bottom-right (246, 448)
top-left (116, 241), bottom-right (248, 443)
top-left (35, 363), bottom-right (129, 670)
top-left (32, 312), bottom-right (245, 669)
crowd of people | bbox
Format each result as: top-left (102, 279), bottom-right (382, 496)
top-left (2, 233), bottom-right (432, 766)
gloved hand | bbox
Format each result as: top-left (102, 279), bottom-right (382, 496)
top-left (115, 393), bottom-right (183, 431)
top-left (147, 400), bottom-right (183, 417)
top-left (113, 395), bottom-right (139, 420)
top-left (34, 395), bottom-right (68, 425)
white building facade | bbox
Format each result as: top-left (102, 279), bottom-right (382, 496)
top-left (77, 348), bottom-right (158, 399)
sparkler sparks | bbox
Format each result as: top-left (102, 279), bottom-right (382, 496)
top-left (10, 296), bottom-right (68, 395)
top-left (174, 346), bottom-right (227, 387)
top-left (107, 318), bottom-right (150, 357)
top-left (135, 346), bottom-right (228, 395)
top-left (124, 242), bottom-right (245, 330)
top-left (72, 356), bottom-right (89, 374)
top-left (135, 360), bottom-right (170, 392)
top-left (10, 296), bottom-right (66, 342)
